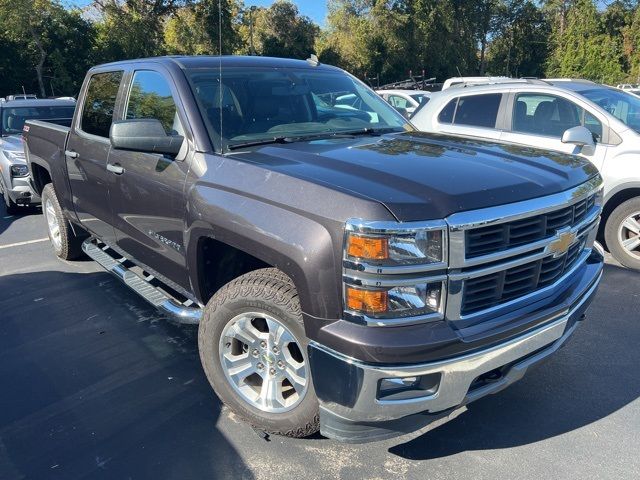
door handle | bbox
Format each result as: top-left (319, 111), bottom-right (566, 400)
top-left (65, 150), bottom-right (79, 159)
top-left (106, 163), bottom-right (125, 175)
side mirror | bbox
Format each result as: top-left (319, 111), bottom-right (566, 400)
top-left (110, 119), bottom-right (184, 156)
top-left (561, 126), bottom-right (595, 148)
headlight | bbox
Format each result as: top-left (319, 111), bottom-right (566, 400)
top-left (9, 164), bottom-right (29, 177)
top-left (343, 219), bottom-right (448, 326)
top-left (345, 281), bottom-right (444, 320)
top-left (344, 219), bottom-right (447, 268)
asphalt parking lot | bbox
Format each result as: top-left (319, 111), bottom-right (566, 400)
top-left (0, 204), bottom-right (639, 480)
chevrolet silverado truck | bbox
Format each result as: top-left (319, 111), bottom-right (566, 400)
top-left (24, 56), bottom-right (604, 443)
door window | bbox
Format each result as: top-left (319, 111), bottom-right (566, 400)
top-left (388, 95), bottom-right (410, 109)
top-left (513, 93), bottom-right (603, 140)
top-left (80, 71), bottom-right (123, 137)
top-left (125, 70), bottom-right (183, 136)
top-left (437, 94), bottom-right (502, 128)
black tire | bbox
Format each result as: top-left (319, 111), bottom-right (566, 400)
top-left (41, 184), bottom-right (84, 260)
top-left (198, 268), bottom-right (320, 438)
top-left (604, 197), bottom-right (640, 270)
top-left (1, 180), bottom-right (19, 215)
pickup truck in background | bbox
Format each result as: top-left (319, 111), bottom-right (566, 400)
top-left (0, 98), bottom-right (75, 213)
top-left (24, 56), bottom-right (604, 443)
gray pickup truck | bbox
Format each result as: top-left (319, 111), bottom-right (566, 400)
top-left (24, 56), bottom-right (604, 443)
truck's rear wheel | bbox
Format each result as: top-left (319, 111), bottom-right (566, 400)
top-left (198, 268), bottom-right (319, 438)
top-left (41, 184), bottom-right (84, 260)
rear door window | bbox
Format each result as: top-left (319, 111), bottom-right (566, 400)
top-left (452, 94), bottom-right (502, 128)
top-left (80, 71), bottom-right (123, 138)
top-left (438, 94), bottom-right (502, 128)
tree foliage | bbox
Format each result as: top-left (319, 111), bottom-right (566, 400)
top-left (4, 0), bottom-right (640, 97)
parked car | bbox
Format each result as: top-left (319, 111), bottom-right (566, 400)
top-left (377, 89), bottom-right (431, 117)
top-left (25, 56), bottom-right (603, 443)
top-left (441, 76), bottom-right (513, 90)
top-left (0, 98), bottom-right (75, 214)
top-left (4, 94), bottom-right (38, 101)
top-left (616, 83), bottom-right (637, 90)
top-left (411, 79), bottom-right (640, 270)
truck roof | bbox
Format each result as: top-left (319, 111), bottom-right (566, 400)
top-left (94, 55), bottom-right (343, 72)
top-left (0, 99), bottom-right (76, 108)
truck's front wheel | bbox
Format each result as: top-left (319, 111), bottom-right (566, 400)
top-left (41, 184), bottom-right (84, 260)
top-left (198, 268), bottom-right (320, 438)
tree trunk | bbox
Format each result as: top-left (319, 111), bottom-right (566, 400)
top-left (29, 24), bottom-right (47, 98)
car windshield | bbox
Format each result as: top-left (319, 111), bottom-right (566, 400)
top-left (0, 105), bottom-right (75, 136)
top-left (580, 87), bottom-right (640, 133)
top-left (186, 67), bottom-right (409, 150)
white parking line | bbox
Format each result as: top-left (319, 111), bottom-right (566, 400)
top-left (0, 238), bottom-right (49, 250)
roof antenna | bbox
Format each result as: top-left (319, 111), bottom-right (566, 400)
top-left (218, 0), bottom-right (224, 152)
top-left (456, 66), bottom-right (462, 77)
top-left (306, 54), bottom-right (320, 67)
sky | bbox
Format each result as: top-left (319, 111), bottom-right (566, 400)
top-left (69, 1), bottom-right (328, 25)
top-left (246, 1), bottom-right (327, 25)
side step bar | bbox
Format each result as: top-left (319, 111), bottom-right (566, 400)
top-left (82, 238), bottom-right (202, 325)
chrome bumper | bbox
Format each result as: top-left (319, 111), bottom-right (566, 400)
top-left (310, 270), bottom-right (600, 425)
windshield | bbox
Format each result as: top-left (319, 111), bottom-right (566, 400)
top-left (0, 105), bottom-right (75, 136)
top-left (580, 87), bottom-right (640, 133)
top-left (186, 67), bottom-right (410, 150)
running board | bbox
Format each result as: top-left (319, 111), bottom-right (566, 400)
top-left (82, 238), bottom-right (202, 325)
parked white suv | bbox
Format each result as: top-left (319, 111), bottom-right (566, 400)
top-left (411, 79), bottom-right (640, 269)
top-left (377, 89), bottom-right (431, 117)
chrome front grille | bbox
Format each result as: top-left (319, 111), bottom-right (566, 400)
top-left (447, 176), bottom-right (603, 322)
top-left (461, 236), bottom-right (586, 315)
top-left (465, 194), bottom-right (597, 258)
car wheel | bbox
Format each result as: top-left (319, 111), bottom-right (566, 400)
top-left (604, 197), bottom-right (640, 270)
top-left (1, 180), bottom-right (19, 215)
top-left (198, 268), bottom-right (320, 438)
top-left (41, 184), bottom-right (84, 260)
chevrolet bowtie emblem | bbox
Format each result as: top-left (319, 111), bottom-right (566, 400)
top-left (548, 230), bottom-right (576, 257)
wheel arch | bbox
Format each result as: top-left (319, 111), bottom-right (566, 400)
top-left (600, 183), bottom-right (640, 248)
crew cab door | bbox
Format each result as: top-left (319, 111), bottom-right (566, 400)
top-left (107, 68), bottom-right (191, 290)
top-left (65, 70), bottom-right (125, 243)
top-left (500, 92), bottom-right (608, 171)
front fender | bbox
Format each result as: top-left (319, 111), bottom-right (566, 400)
top-left (184, 185), bottom-right (344, 320)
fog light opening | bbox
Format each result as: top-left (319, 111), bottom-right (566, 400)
top-left (378, 373), bottom-right (441, 401)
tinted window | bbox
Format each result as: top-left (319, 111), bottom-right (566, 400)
top-left (81, 71), bottom-right (123, 137)
top-left (453, 94), bottom-right (501, 128)
top-left (1, 106), bottom-right (75, 135)
top-left (513, 93), bottom-right (602, 139)
top-left (126, 70), bottom-right (181, 135)
top-left (438, 99), bottom-right (456, 123)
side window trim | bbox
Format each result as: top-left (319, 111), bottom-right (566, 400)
top-left (75, 69), bottom-right (126, 142)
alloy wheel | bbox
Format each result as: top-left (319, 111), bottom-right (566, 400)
top-left (218, 312), bottom-right (308, 413)
top-left (45, 199), bottom-right (62, 251)
top-left (618, 211), bottom-right (640, 258)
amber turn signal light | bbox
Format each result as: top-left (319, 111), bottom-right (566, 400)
top-left (346, 287), bottom-right (388, 314)
top-left (346, 234), bottom-right (389, 260)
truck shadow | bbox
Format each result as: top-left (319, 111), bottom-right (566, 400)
top-left (389, 262), bottom-right (640, 460)
top-left (0, 270), bottom-right (253, 480)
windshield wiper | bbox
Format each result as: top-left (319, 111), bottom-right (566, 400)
top-left (335, 127), bottom-right (402, 136)
top-left (227, 136), bottom-right (293, 151)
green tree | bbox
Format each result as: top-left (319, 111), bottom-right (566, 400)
top-left (238, 1), bottom-right (319, 59)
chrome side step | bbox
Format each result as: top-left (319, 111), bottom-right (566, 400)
top-left (82, 238), bottom-right (202, 324)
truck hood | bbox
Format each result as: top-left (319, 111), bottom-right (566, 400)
top-left (0, 135), bottom-right (24, 154)
top-left (231, 132), bottom-right (599, 221)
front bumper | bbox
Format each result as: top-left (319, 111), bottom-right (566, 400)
top-left (309, 249), bottom-right (603, 443)
top-left (5, 176), bottom-right (41, 205)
